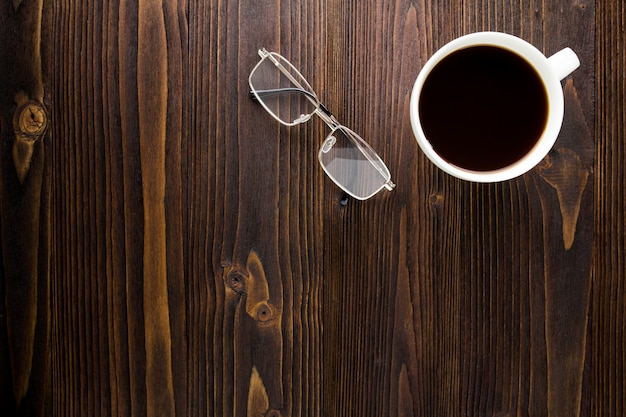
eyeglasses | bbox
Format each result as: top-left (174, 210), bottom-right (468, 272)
top-left (248, 48), bottom-right (396, 200)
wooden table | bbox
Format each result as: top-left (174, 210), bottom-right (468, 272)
top-left (0, 1), bottom-right (623, 416)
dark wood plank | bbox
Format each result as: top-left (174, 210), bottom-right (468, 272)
top-left (593, 1), bottom-right (626, 416)
top-left (35, 1), bottom-right (327, 417)
top-left (322, 1), bottom-right (596, 416)
top-left (0, 1), bottom-right (52, 416)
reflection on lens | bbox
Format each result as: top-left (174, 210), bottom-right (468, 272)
top-left (249, 53), bottom-right (319, 126)
top-left (318, 127), bottom-right (391, 200)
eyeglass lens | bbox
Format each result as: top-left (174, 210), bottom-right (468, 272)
top-left (319, 127), bottom-right (393, 200)
top-left (249, 53), bottom-right (318, 126)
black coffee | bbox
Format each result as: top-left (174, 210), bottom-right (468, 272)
top-left (418, 45), bottom-right (548, 171)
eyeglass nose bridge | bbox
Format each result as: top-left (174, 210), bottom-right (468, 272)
top-left (314, 105), bottom-right (341, 131)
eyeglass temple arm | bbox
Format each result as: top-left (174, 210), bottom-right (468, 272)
top-left (248, 88), bottom-right (336, 121)
top-left (248, 87), bottom-right (320, 104)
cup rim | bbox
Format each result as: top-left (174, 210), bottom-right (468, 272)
top-left (410, 31), bottom-right (565, 182)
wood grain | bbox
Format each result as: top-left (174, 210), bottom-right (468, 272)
top-left (0, 0), bottom-right (51, 416)
top-left (324, 2), bottom-right (595, 417)
top-left (593, 1), bottom-right (626, 416)
top-left (0, 0), bottom-right (623, 416)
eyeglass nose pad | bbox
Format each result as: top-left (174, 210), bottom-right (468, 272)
top-left (321, 135), bottom-right (336, 154)
top-left (294, 113), bottom-right (309, 124)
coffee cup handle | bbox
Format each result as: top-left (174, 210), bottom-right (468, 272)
top-left (547, 48), bottom-right (580, 81)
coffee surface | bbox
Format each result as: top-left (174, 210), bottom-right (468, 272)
top-left (418, 45), bottom-right (548, 171)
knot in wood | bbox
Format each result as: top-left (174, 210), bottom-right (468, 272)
top-left (265, 409), bottom-right (282, 417)
top-left (256, 303), bottom-right (273, 322)
top-left (429, 193), bottom-right (443, 205)
top-left (14, 101), bottom-right (48, 140)
top-left (226, 270), bottom-right (247, 294)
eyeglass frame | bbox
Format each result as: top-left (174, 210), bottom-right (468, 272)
top-left (248, 48), bottom-right (396, 200)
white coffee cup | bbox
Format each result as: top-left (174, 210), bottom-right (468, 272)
top-left (410, 31), bottom-right (580, 182)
